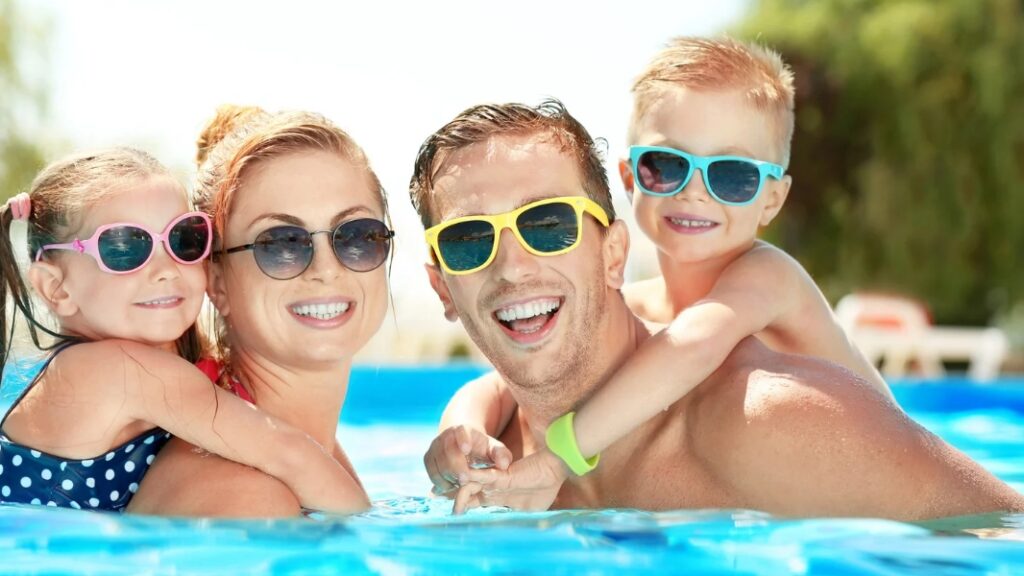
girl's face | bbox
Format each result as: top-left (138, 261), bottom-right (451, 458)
top-left (44, 176), bottom-right (208, 351)
top-left (211, 150), bottom-right (389, 370)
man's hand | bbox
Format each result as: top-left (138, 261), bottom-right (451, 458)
top-left (424, 425), bottom-right (513, 496)
top-left (452, 448), bottom-right (570, 514)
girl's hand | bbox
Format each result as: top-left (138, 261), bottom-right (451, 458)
top-left (424, 425), bottom-right (513, 497)
top-left (452, 448), bottom-right (569, 514)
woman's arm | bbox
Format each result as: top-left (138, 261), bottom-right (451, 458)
top-left (127, 438), bottom-right (301, 517)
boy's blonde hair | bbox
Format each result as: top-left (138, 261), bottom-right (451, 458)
top-left (630, 37), bottom-right (796, 168)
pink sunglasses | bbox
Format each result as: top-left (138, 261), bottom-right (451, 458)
top-left (34, 211), bottom-right (213, 274)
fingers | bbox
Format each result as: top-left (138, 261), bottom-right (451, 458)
top-left (459, 467), bottom-right (510, 490)
top-left (453, 482), bottom-right (484, 515)
top-left (454, 425), bottom-right (472, 455)
top-left (490, 444), bottom-right (513, 470)
top-left (424, 430), bottom-right (462, 495)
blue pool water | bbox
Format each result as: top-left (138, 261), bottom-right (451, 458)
top-left (2, 363), bottom-right (1024, 575)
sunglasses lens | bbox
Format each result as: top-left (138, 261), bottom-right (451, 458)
top-left (637, 150), bottom-right (690, 194)
top-left (333, 218), bottom-right (391, 272)
top-left (253, 226), bottom-right (313, 280)
top-left (707, 160), bottom-right (762, 204)
top-left (437, 220), bottom-right (495, 272)
top-left (168, 215), bottom-right (211, 263)
top-left (98, 226), bottom-right (153, 272)
top-left (517, 202), bottom-right (578, 253)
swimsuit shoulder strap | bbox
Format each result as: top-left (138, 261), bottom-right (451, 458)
top-left (1, 339), bottom-right (82, 430)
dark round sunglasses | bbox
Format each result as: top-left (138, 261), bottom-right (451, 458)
top-left (222, 218), bottom-right (394, 280)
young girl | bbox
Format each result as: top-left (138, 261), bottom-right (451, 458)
top-left (0, 148), bottom-right (366, 513)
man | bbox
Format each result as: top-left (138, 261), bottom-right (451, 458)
top-left (410, 100), bottom-right (1023, 519)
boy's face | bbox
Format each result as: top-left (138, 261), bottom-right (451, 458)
top-left (622, 87), bottom-right (791, 267)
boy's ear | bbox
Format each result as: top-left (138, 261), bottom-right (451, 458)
top-left (425, 262), bottom-right (459, 322)
top-left (602, 220), bottom-right (630, 290)
top-left (618, 158), bottom-right (635, 203)
top-left (759, 174), bottom-right (792, 227)
top-left (206, 261), bottom-right (230, 318)
top-left (27, 262), bottom-right (79, 318)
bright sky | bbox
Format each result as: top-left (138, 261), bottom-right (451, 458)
top-left (23, 0), bottom-right (747, 361)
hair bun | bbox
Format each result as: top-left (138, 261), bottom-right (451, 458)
top-left (196, 105), bottom-right (265, 167)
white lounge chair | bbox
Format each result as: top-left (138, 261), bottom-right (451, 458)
top-left (835, 293), bottom-right (1009, 381)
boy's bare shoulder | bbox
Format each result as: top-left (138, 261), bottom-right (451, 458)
top-left (622, 277), bottom-right (668, 322)
top-left (723, 241), bottom-right (806, 282)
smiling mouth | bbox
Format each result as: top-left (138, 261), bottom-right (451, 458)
top-left (494, 298), bottom-right (562, 334)
top-left (290, 302), bottom-right (351, 321)
top-left (667, 216), bottom-right (717, 228)
top-left (135, 297), bottom-right (183, 307)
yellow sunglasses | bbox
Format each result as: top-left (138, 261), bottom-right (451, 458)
top-left (425, 195), bottom-right (610, 276)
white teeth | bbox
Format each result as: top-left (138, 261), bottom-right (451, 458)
top-left (291, 302), bottom-right (351, 320)
top-left (495, 298), bottom-right (560, 322)
top-left (139, 297), bottom-right (178, 306)
top-left (669, 217), bottom-right (715, 228)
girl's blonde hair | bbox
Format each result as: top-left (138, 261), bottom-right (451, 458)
top-left (0, 148), bottom-right (204, 374)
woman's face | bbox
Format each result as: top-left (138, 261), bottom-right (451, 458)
top-left (211, 149), bottom-right (388, 370)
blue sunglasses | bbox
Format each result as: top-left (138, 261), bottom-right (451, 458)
top-left (629, 145), bottom-right (784, 206)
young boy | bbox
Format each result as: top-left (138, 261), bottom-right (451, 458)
top-left (424, 37), bottom-right (893, 498)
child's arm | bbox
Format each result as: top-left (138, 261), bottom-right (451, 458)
top-left (95, 341), bottom-right (369, 514)
top-left (424, 371), bottom-right (517, 494)
top-left (570, 246), bottom-right (802, 460)
top-left (453, 248), bottom-right (805, 510)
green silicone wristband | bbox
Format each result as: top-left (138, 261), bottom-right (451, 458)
top-left (545, 411), bottom-right (599, 476)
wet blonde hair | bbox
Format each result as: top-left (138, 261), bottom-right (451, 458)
top-left (630, 37), bottom-right (796, 168)
top-left (0, 148), bottom-right (203, 371)
top-left (194, 107), bottom-right (389, 366)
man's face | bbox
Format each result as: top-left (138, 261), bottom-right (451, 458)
top-left (425, 133), bottom-right (621, 390)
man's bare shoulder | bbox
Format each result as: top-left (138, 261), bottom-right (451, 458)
top-left (686, 338), bottom-right (1023, 518)
top-left (129, 438), bottom-right (300, 518)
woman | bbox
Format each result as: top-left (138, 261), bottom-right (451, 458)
top-left (129, 108), bottom-right (393, 516)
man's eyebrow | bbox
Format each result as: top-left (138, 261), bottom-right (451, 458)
top-left (514, 194), bottom-right (565, 209)
top-left (444, 193), bottom-right (571, 220)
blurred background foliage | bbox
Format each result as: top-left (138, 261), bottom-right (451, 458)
top-left (0, 0), bottom-right (48, 204)
top-left (736, 0), bottom-right (1024, 331)
top-left (1, 0), bottom-right (1021, 342)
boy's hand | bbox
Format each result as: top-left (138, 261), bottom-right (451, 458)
top-left (452, 448), bottom-right (569, 514)
top-left (424, 425), bottom-right (513, 496)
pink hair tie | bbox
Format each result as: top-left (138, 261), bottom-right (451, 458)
top-left (5, 193), bottom-right (31, 221)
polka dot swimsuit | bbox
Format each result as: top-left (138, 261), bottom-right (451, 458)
top-left (0, 343), bottom-right (171, 512)
top-left (0, 428), bottom-right (170, 511)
